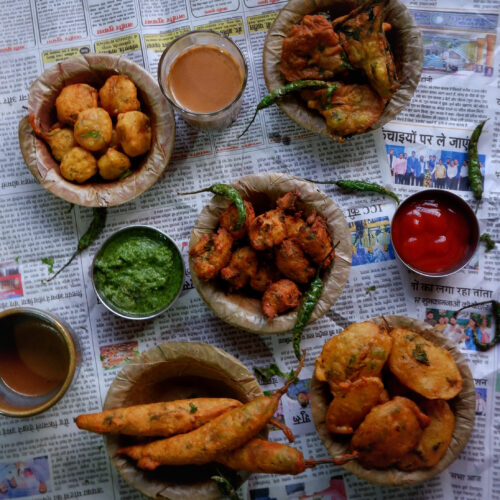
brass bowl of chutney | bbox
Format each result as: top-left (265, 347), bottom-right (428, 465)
top-left (0, 307), bottom-right (77, 417)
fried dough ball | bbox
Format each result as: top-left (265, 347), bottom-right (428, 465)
top-left (295, 213), bottom-right (334, 267)
top-left (29, 115), bottom-right (76, 161)
top-left (60, 147), bottom-right (97, 183)
top-left (262, 279), bottom-right (301, 321)
top-left (220, 246), bottom-right (258, 291)
top-left (74, 107), bottom-right (113, 152)
top-left (275, 239), bottom-right (315, 284)
top-left (248, 209), bottom-right (287, 251)
top-left (99, 75), bottom-right (140, 116)
top-left (398, 399), bottom-right (455, 470)
top-left (97, 148), bottom-right (131, 181)
top-left (388, 328), bottom-right (463, 400)
top-left (250, 261), bottom-right (281, 293)
top-left (56, 83), bottom-right (98, 125)
top-left (315, 321), bottom-right (392, 393)
top-left (116, 111), bottom-right (151, 157)
top-left (189, 228), bottom-right (233, 281)
top-left (351, 396), bottom-right (430, 469)
top-left (284, 213), bottom-right (307, 239)
top-left (325, 377), bottom-right (386, 435)
top-left (218, 200), bottom-right (256, 240)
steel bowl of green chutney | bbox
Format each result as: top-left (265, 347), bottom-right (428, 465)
top-left (91, 225), bottom-right (185, 320)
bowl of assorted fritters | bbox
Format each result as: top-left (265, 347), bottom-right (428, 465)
top-left (18, 54), bottom-right (175, 207)
top-left (310, 316), bottom-right (475, 486)
top-left (187, 173), bottom-right (352, 334)
top-left (263, 0), bottom-right (423, 141)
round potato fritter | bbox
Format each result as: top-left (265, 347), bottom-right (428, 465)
top-left (45, 128), bottom-right (76, 162)
top-left (60, 147), bottom-right (97, 183)
top-left (99, 75), bottom-right (141, 116)
top-left (116, 111), bottom-right (151, 157)
top-left (218, 200), bottom-right (256, 240)
top-left (262, 279), bottom-right (301, 321)
top-left (97, 148), bottom-right (131, 180)
top-left (74, 107), bottom-right (113, 151)
top-left (56, 83), bottom-right (98, 125)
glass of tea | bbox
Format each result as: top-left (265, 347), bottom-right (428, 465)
top-left (0, 308), bottom-right (78, 417)
top-left (158, 30), bottom-right (248, 130)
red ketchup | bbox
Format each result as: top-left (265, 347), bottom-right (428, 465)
top-left (392, 195), bottom-right (475, 274)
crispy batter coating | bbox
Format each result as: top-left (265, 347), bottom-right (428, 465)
top-left (59, 147), bottom-right (97, 183)
top-left (315, 321), bottom-right (392, 393)
top-left (302, 84), bottom-right (385, 140)
top-left (220, 246), bottom-right (259, 290)
top-left (388, 328), bottom-right (463, 400)
top-left (74, 107), bottom-right (113, 152)
top-left (325, 377), bottom-right (386, 434)
top-left (398, 399), bottom-right (455, 470)
top-left (276, 190), bottom-right (299, 211)
top-left (189, 228), bottom-right (233, 281)
top-left (351, 396), bottom-right (431, 468)
top-left (116, 111), bottom-right (151, 157)
top-left (334, 1), bottom-right (398, 99)
top-left (294, 212), bottom-right (334, 267)
top-left (218, 200), bottom-right (256, 240)
top-left (97, 148), bottom-right (131, 180)
top-left (55, 83), bottom-right (98, 125)
top-left (284, 213), bottom-right (307, 240)
top-left (29, 115), bottom-right (76, 162)
top-left (99, 75), bottom-right (140, 116)
top-left (281, 15), bottom-right (348, 82)
top-left (262, 279), bottom-right (301, 321)
top-left (250, 261), bottom-right (281, 293)
top-left (248, 209), bottom-right (287, 251)
top-left (275, 239), bottom-right (315, 284)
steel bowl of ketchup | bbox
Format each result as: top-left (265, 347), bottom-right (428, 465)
top-left (391, 190), bottom-right (479, 277)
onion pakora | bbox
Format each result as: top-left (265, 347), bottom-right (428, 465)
top-left (249, 261), bottom-right (281, 293)
top-left (248, 208), bottom-right (287, 251)
top-left (275, 239), bottom-right (315, 284)
top-left (219, 200), bottom-right (256, 240)
top-left (55, 83), bottom-right (98, 125)
top-left (388, 328), bottom-right (463, 400)
top-left (99, 75), bottom-right (141, 116)
top-left (97, 148), bottom-right (131, 180)
top-left (294, 213), bottom-right (334, 267)
top-left (60, 147), bottom-right (97, 184)
top-left (262, 279), bottom-right (301, 320)
top-left (220, 246), bottom-right (258, 291)
top-left (116, 111), bottom-right (151, 157)
top-left (74, 108), bottom-right (113, 152)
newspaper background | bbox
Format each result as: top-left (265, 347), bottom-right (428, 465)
top-left (0, 0), bottom-right (499, 498)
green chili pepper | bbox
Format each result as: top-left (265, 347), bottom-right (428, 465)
top-left (305, 178), bottom-right (400, 203)
top-left (211, 472), bottom-right (241, 500)
top-left (479, 233), bottom-right (495, 252)
top-left (468, 119), bottom-right (487, 201)
top-left (178, 184), bottom-right (246, 231)
top-left (324, 83), bottom-right (339, 110)
top-left (453, 300), bottom-right (500, 351)
top-left (45, 207), bottom-right (107, 283)
top-left (239, 80), bottom-right (334, 138)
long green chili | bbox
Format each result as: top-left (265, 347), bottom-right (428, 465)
top-left (468, 119), bottom-right (487, 201)
top-left (178, 184), bottom-right (246, 231)
top-left (305, 178), bottom-right (400, 203)
top-left (211, 472), bottom-right (241, 500)
top-left (238, 80), bottom-right (335, 138)
top-left (45, 207), bottom-right (107, 282)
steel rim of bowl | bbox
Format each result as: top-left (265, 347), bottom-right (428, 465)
top-left (91, 225), bottom-right (185, 320)
top-left (0, 307), bottom-right (77, 418)
top-left (391, 189), bottom-right (480, 278)
top-left (157, 30), bottom-right (248, 118)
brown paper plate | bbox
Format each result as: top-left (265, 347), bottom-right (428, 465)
top-left (103, 341), bottom-right (263, 499)
top-left (263, 0), bottom-right (423, 140)
top-left (310, 315), bottom-right (475, 486)
top-left (19, 54), bottom-right (175, 207)
top-left (189, 173), bottom-right (352, 334)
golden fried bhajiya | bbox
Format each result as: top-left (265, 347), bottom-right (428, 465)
top-left (275, 190), bottom-right (298, 211)
top-left (99, 75), bottom-right (141, 116)
top-left (220, 246), bottom-right (259, 291)
top-left (351, 396), bottom-right (430, 468)
top-left (55, 83), bottom-right (98, 125)
top-left (388, 328), bottom-right (463, 400)
top-left (284, 213), bottom-right (307, 240)
top-left (326, 376), bottom-right (386, 435)
top-left (281, 15), bottom-right (349, 82)
top-left (189, 228), bottom-right (233, 281)
top-left (334, 0), bottom-right (398, 100)
top-left (315, 321), bottom-right (392, 393)
top-left (74, 107), bottom-right (113, 152)
top-left (218, 200), bottom-right (256, 240)
top-left (262, 279), bottom-right (301, 321)
top-left (249, 261), bottom-right (281, 293)
top-left (248, 209), bottom-right (287, 251)
top-left (59, 147), bottom-right (97, 183)
top-left (398, 399), bottom-right (455, 470)
top-left (97, 148), bottom-right (131, 180)
top-left (275, 239), bottom-right (315, 284)
top-left (302, 83), bottom-right (385, 140)
top-left (294, 212), bottom-right (334, 267)
top-left (116, 111), bottom-right (151, 157)
top-left (29, 115), bottom-right (76, 162)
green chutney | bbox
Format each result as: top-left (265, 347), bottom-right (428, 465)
top-left (94, 228), bottom-right (184, 316)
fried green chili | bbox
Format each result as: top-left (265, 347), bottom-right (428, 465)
top-left (178, 184), bottom-right (246, 231)
top-left (479, 233), bottom-right (495, 252)
top-left (305, 178), bottom-right (400, 203)
top-left (46, 207), bottom-right (107, 282)
top-left (453, 300), bottom-right (500, 351)
top-left (239, 80), bottom-right (335, 138)
top-left (211, 472), bottom-right (241, 500)
top-left (468, 119), bottom-right (487, 201)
